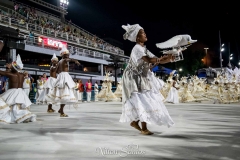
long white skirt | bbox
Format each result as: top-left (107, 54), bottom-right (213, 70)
top-left (47, 72), bottom-right (78, 104)
top-left (120, 89), bottom-right (174, 127)
top-left (165, 87), bottom-right (179, 104)
top-left (37, 77), bottom-right (57, 104)
top-left (0, 88), bottom-right (36, 124)
top-left (148, 71), bottom-right (165, 101)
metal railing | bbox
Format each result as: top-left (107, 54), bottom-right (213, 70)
top-left (6, 1), bottom-right (124, 54)
top-left (0, 13), bottom-right (126, 56)
top-left (23, 35), bottom-right (128, 63)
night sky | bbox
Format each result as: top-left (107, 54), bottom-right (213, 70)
top-left (26, 0), bottom-right (240, 67)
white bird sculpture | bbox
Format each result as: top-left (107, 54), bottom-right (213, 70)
top-left (156, 35), bottom-right (197, 49)
top-left (156, 35), bottom-right (197, 62)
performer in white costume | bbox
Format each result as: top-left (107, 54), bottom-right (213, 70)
top-left (35, 76), bottom-right (44, 103)
top-left (164, 76), bottom-right (179, 104)
top-left (74, 79), bottom-right (80, 102)
top-left (22, 71), bottom-right (32, 97)
top-left (119, 24), bottom-right (175, 135)
top-left (94, 81), bottom-right (99, 101)
top-left (47, 47), bottom-right (80, 117)
top-left (0, 54), bottom-right (36, 124)
top-left (97, 79), bottom-right (108, 101)
top-left (105, 79), bottom-right (119, 102)
top-left (114, 79), bottom-right (123, 100)
top-left (37, 53), bottom-right (58, 112)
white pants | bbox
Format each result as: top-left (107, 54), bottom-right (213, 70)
top-left (75, 91), bottom-right (80, 101)
top-left (23, 88), bottom-right (30, 97)
top-left (35, 88), bottom-right (43, 99)
top-left (87, 92), bottom-right (91, 102)
top-left (79, 92), bottom-right (83, 101)
top-left (94, 91), bottom-right (98, 101)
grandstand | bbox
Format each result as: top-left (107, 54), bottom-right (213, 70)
top-left (0, 0), bottom-right (129, 84)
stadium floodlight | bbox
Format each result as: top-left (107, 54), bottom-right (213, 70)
top-left (60, 0), bottom-right (69, 9)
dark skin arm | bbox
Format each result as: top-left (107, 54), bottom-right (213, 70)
top-left (30, 77), bottom-right (34, 82)
top-left (65, 58), bottom-right (80, 66)
top-left (0, 70), bottom-right (22, 89)
top-left (173, 81), bottom-right (179, 90)
top-left (0, 70), bottom-right (13, 77)
top-left (142, 54), bottom-right (174, 64)
top-left (30, 79), bottom-right (32, 91)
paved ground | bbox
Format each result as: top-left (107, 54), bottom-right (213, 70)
top-left (0, 101), bottom-right (240, 160)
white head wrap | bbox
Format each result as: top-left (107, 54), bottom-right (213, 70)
top-left (12, 54), bottom-right (23, 72)
top-left (60, 47), bottom-right (69, 56)
top-left (51, 53), bottom-right (58, 62)
top-left (122, 24), bottom-right (143, 42)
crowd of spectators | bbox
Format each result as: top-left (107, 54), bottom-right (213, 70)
top-left (8, 2), bottom-right (123, 54)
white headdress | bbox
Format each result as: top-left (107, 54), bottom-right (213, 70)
top-left (51, 53), bottom-right (58, 62)
top-left (122, 24), bottom-right (143, 42)
top-left (60, 47), bottom-right (69, 56)
top-left (12, 54), bottom-right (23, 72)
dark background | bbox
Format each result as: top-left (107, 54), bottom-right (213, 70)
top-left (18, 0), bottom-right (240, 68)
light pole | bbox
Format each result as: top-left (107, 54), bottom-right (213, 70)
top-left (219, 30), bottom-right (224, 69)
top-left (58, 0), bottom-right (69, 22)
top-left (220, 42), bottom-right (224, 69)
top-left (204, 48), bottom-right (209, 67)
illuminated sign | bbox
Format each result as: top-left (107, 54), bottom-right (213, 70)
top-left (38, 36), bottom-right (67, 49)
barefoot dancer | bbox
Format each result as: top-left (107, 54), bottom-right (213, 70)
top-left (48, 47), bottom-right (80, 117)
top-left (0, 54), bottom-right (36, 123)
top-left (120, 24), bottom-right (174, 135)
top-left (37, 53), bottom-right (58, 112)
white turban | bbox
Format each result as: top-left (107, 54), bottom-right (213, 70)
top-left (122, 24), bottom-right (143, 42)
top-left (51, 53), bottom-right (58, 62)
top-left (12, 54), bottom-right (23, 72)
top-left (60, 47), bottom-right (69, 56)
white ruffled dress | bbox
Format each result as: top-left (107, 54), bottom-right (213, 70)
top-left (119, 44), bottom-right (174, 127)
top-left (47, 72), bottom-right (78, 104)
top-left (164, 83), bottom-right (179, 104)
top-left (37, 77), bottom-right (57, 104)
top-left (0, 88), bottom-right (36, 124)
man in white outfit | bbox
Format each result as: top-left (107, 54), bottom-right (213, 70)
top-left (94, 81), bottom-right (99, 101)
top-left (23, 71), bottom-right (32, 97)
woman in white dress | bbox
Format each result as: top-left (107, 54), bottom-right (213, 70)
top-left (120, 24), bottom-right (174, 135)
top-left (97, 79), bottom-right (108, 101)
top-left (105, 80), bottom-right (119, 102)
top-left (164, 76), bottom-right (179, 104)
top-left (35, 76), bottom-right (44, 104)
top-left (114, 80), bottom-right (122, 99)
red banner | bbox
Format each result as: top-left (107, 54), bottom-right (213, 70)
top-left (38, 36), bottom-right (67, 49)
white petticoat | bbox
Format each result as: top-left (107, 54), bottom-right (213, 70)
top-left (120, 90), bottom-right (174, 127)
top-left (0, 88), bottom-right (36, 124)
top-left (37, 77), bottom-right (57, 104)
top-left (47, 72), bottom-right (78, 104)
